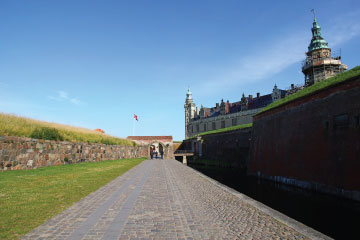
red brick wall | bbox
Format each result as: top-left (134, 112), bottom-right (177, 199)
top-left (127, 136), bottom-right (173, 142)
top-left (250, 77), bottom-right (360, 200)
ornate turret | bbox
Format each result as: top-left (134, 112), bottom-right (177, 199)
top-left (220, 99), bottom-right (226, 115)
top-left (184, 88), bottom-right (196, 139)
top-left (302, 13), bottom-right (348, 86)
top-left (272, 84), bottom-right (281, 101)
top-left (307, 18), bottom-right (329, 52)
top-left (241, 93), bottom-right (248, 111)
top-left (185, 88), bottom-right (193, 104)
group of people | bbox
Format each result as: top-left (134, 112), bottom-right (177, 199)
top-left (150, 149), bottom-right (164, 159)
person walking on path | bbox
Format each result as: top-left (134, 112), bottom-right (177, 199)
top-left (160, 150), bottom-right (164, 159)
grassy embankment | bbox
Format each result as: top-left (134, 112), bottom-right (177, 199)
top-left (0, 158), bottom-right (146, 240)
top-left (189, 123), bottom-right (253, 139)
top-left (260, 65), bottom-right (360, 114)
top-left (0, 113), bottom-right (134, 146)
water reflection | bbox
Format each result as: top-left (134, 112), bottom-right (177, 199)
top-left (188, 163), bottom-right (360, 240)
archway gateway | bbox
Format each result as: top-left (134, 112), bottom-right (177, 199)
top-left (127, 136), bottom-right (174, 159)
top-left (149, 142), bottom-right (165, 159)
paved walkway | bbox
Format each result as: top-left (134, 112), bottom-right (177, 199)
top-left (22, 159), bottom-right (329, 240)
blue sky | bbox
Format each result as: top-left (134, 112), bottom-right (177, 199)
top-left (1, 0), bottom-right (359, 141)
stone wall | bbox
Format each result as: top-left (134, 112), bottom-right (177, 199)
top-left (250, 75), bottom-right (360, 201)
top-left (0, 136), bottom-right (148, 170)
top-left (182, 127), bottom-right (252, 171)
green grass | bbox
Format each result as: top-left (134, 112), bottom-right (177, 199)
top-left (189, 123), bottom-right (253, 139)
top-left (0, 158), bottom-right (146, 240)
top-left (0, 113), bottom-right (135, 146)
top-left (260, 65), bottom-right (360, 114)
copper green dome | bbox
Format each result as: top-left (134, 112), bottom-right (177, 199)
top-left (308, 18), bottom-right (329, 52)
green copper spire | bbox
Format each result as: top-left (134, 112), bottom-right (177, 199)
top-left (307, 17), bottom-right (329, 52)
top-left (187, 88), bottom-right (192, 95)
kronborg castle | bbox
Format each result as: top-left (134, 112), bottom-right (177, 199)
top-left (184, 17), bottom-right (348, 139)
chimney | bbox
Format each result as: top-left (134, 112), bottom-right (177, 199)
top-left (291, 84), bottom-right (294, 90)
top-left (248, 95), bottom-right (253, 100)
top-left (257, 92), bottom-right (260, 98)
top-left (216, 103), bottom-right (219, 108)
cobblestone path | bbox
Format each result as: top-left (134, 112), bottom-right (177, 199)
top-left (22, 159), bottom-right (329, 240)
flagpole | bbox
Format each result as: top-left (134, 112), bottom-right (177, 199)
top-left (132, 117), bottom-right (135, 136)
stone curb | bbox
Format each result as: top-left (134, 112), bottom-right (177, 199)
top-left (178, 160), bottom-right (333, 240)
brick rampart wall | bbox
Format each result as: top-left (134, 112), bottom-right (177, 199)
top-left (0, 136), bottom-right (148, 170)
top-left (182, 128), bottom-right (251, 171)
top-left (250, 76), bottom-right (360, 201)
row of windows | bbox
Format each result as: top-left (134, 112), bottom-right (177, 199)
top-left (324, 114), bottom-right (360, 130)
top-left (189, 117), bottom-right (239, 133)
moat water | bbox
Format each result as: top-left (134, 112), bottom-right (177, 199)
top-left (188, 163), bottom-right (360, 239)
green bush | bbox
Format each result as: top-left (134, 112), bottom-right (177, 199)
top-left (30, 127), bottom-right (64, 141)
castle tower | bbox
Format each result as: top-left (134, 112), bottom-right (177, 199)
top-left (184, 88), bottom-right (195, 139)
top-left (272, 84), bottom-right (281, 101)
top-left (302, 15), bottom-right (347, 86)
top-left (240, 93), bottom-right (248, 111)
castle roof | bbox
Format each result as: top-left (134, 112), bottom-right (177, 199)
top-left (209, 111), bottom-right (221, 118)
top-left (308, 18), bottom-right (329, 52)
top-left (248, 94), bottom-right (273, 109)
top-left (197, 92), bottom-right (285, 120)
top-left (191, 86), bottom-right (289, 122)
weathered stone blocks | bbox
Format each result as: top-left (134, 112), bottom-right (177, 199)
top-left (0, 136), bottom-right (147, 170)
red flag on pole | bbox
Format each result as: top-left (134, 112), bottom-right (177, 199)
top-left (134, 114), bottom-right (138, 121)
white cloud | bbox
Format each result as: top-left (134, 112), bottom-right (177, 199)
top-left (58, 91), bottom-right (68, 100)
top-left (195, 10), bottom-right (360, 95)
top-left (48, 95), bottom-right (60, 101)
top-left (326, 10), bottom-right (360, 48)
top-left (70, 98), bottom-right (81, 105)
top-left (195, 32), bottom-right (308, 94)
top-left (48, 91), bottom-right (84, 105)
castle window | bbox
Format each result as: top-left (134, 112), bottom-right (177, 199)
top-left (196, 124), bottom-right (199, 132)
top-left (191, 126), bottom-right (194, 133)
top-left (334, 114), bottom-right (348, 129)
top-left (221, 121), bottom-right (225, 128)
top-left (204, 123), bottom-right (207, 131)
top-left (212, 122), bottom-right (216, 130)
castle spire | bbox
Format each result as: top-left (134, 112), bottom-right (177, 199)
top-left (186, 88), bottom-right (192, 102)
top-left (302, 13), bottom-right (347, 86)
top-left (311, 9), bottom-right (316, 21)
top-left (187, 87), bottom-right (192, 96)
top-left (184, 87), bottom-right (195, 139)
top-left (307, 14), bottom-right (329, 52)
